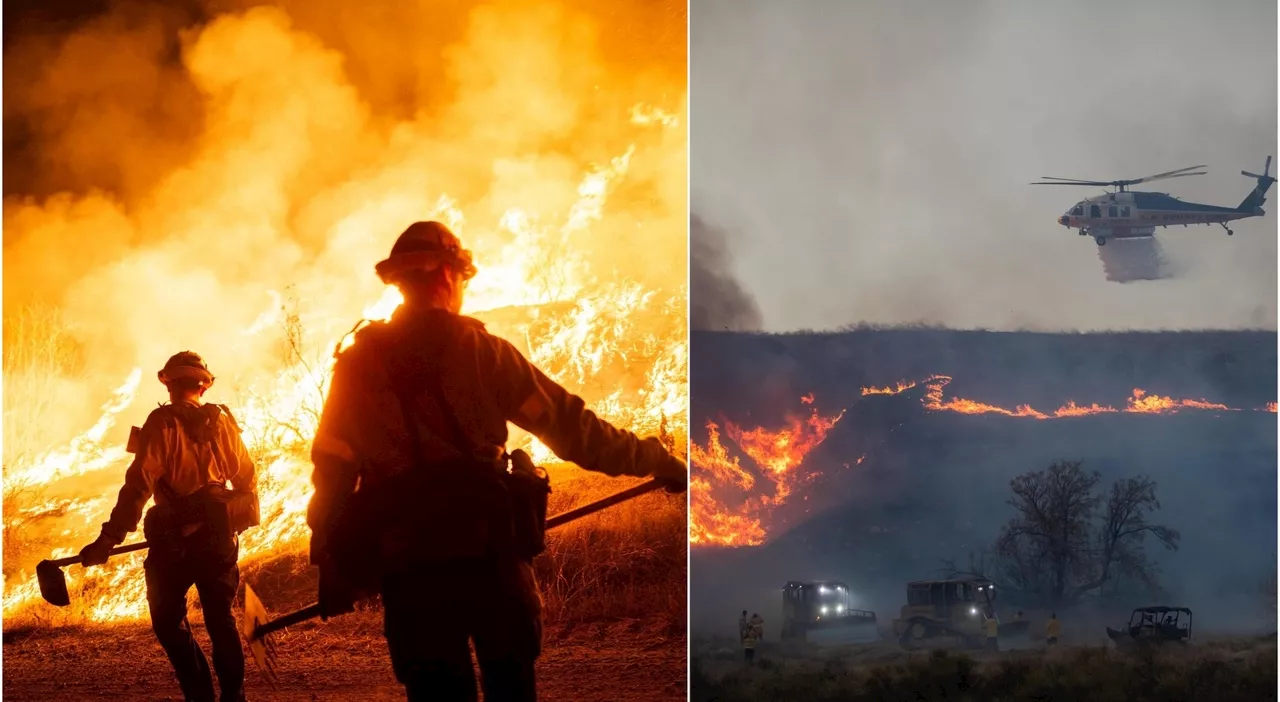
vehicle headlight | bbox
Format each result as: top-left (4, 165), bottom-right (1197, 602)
top-left (836, 604), bottom-right (845, 613)
top-left (970, 607), bottom-right (978, 615)
top-left (821, 606), bottom-right (829, 614)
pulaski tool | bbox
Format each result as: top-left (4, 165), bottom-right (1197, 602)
top-left (241, 478), bottom-right (666, 683)
top-left (36, 541), bottom-right (150, 607)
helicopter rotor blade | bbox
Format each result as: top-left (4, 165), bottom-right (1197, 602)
top-left (1036, 176), bottom-right (1113, 184)
top-left (1243, 156), bottom-right (1273, 180)
top-left (1030, 181), bottom-right (1113, 186)
top-left (1125, 165), bottom-right (1208, 185)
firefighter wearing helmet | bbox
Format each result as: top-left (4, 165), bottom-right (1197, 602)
top-left (80, 351), bottom-right (259, 702)
top-left (306, 221), bottom-right (688, 701)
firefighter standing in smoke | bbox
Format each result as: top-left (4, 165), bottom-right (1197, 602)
top-left (80, 352), bottom-right (259, 702)
top-left (306, 221), bottom-right (689, 702)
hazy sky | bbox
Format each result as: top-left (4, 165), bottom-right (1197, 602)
top-left (691, 0), bottom-right (1278, 332)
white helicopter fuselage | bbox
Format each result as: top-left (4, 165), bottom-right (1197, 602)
top-left (1058, 191), bottom-right (1252, 239)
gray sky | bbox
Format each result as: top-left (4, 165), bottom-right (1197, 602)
top-left (691, 0), bottom-right (1278, 332)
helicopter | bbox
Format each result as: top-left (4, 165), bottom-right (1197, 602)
top-left (1033, 156), bottom-right (1275, 246)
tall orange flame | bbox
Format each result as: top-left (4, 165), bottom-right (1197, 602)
top-left (689, 395), bottom-right (845, 547)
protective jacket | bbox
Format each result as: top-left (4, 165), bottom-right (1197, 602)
top-left (1046, 618), bottom-right (1062, 639)
top-left (307, 307), bottom-right (684, 562)
top-left (984, 617), bottom-right (999, 638)
top-left (743, 616), bottom-right (764, 649)
top-left (100, 401), bottom-right (258, 545)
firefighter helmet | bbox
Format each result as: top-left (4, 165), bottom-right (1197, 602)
top-left (374, 221), bottom-right (477, 285)
top-left (158, 351), bottom-right (215, 389)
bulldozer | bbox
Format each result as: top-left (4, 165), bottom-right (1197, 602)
top-left (780, 580), bottom-right (879, 645)
top-left (891, 577), bottom-right (1031, 649)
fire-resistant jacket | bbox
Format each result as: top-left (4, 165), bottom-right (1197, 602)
top-left (743, 615), bottom-right (764, 649)
top-left (984, 616), bottom-right (1000, 638)
top-left (307, 307), bottom-right (686, 550)
top-left (100, 401), bottom-right (258, 545)
top-left (1046, 617), bottom-right (1062, 639)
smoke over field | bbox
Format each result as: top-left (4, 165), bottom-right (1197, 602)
top-left (689, 328), bottom-right (1277, 639)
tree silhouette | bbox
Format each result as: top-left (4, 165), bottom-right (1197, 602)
top-left (993, 460), bottom-right (1179, 609)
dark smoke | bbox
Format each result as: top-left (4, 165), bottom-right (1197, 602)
top-left (690, 212), bottom-right (762, 331)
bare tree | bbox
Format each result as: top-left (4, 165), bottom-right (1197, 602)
top-left (993, 460), bottom-right (1179, 609)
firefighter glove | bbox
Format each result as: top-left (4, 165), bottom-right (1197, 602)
top-left (79, 536), bottom-right (115, 567)
top-left (653, 455), bottom-right (688, 494)
top-left (317, 562), bottom-right (358, 621)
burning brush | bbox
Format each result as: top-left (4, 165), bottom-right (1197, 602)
top-left (33, 476), bottom-right (667, 685)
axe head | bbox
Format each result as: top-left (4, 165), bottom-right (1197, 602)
top-left (240, 583), bottom-right (278, 686)
top-left (36, 560), bottom-right (71, 607)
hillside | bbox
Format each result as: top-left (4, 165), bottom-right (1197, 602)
top-left (689, 329), bottom-right (1277, 636)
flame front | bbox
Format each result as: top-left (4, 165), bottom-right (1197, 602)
top-left (689, 375), bottom-right (1275, 550)
top-left (689, 396), bottom-right (845, 547)
top-left (3, 3), bottom-right (686, 623)
top-left (912, 376), bottom-right (1258, 419)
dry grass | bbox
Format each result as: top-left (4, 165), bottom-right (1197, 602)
top-left (691, 635), bottom-right (1277, 701)
top-left (2, 467), bottom-right (687, 637)
top-left (2, 304), bottom-right (687, 640)
top-left (2, 304), bottom-right (85, 469)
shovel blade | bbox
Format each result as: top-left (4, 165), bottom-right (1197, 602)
top-left (240, 584), bottom-right (277, 687)
top-left (36, 560), bottom-right (71, 607)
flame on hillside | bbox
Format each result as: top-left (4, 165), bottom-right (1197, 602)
top-left (2, 3), bottom-right (686, 622)
top-left (689, 395), bottom-right (845, 547)
top-left (689, 375), bottom-right (1275, 551)
top-left (861, 375), bottom-right (1264, 419)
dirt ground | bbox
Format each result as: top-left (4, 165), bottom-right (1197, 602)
top-left (2, 613), bottom-right (686, 701)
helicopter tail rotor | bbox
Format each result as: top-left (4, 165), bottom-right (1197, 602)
top-left (1241, 155), bottom-right (1272, 181)
top-left (1237, 156), bottom-right (1275, 213)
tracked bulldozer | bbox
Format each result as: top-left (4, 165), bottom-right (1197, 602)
top-left (780, 580), bottom-right (879, 645)
top-left (892, 577), bottom-right (1030, 649)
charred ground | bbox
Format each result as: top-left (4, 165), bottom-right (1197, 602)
top-left (690, 328), bottom-right (1277, 638)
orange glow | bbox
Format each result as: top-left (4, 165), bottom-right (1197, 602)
top-left (690, 396), bottom-right (846, 547)
top-left (3, 4), bottom-right (686, 623)
top-left (861, 380), bottom-right (918, 396)
top-left (690, 376), bottom-right (1274, 550)
top-left (917, 376), bottom-right (1253, 420)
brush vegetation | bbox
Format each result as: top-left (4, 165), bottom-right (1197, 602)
top-left (692, 636), bottom-right (1277, 702)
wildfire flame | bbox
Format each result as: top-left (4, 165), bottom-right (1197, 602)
top-left (689, 375), bottom-right (1275, 550)
top-left (689, 396), bottom-right (845, 547)
top-left (3, 4), bottom-right (686, 623)
top-left (912, 376), bottom-right (1256, 419)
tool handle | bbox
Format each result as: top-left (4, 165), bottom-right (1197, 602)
top-left (252, 603), bottom-right (324, 641)
top-left (249, 479), bottom-right (667, 641)
top-left (545, 478), bottom-right (665, 530)
top-left (48, 541), bottom-right (150, 567)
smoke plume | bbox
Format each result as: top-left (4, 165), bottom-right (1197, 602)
top-left (691, 0), bottom-right (1277, 332)
top-left (690, 212), bottom-right (762, 331)
top-left (3, 0), bottom-right (686, 468)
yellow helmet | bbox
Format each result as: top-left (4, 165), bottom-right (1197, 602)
top-left (374, 221), bottom-right (477, 285)
top-left (158, 351), bottom-right (214, 389)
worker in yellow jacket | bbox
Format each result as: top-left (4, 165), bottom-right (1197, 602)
top-left (1046, 613), bottom-right (1062, 647)
top-left (983, 613), bottom-right (999, 651)
top-left (743, 613), bottom-right (764, 664)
